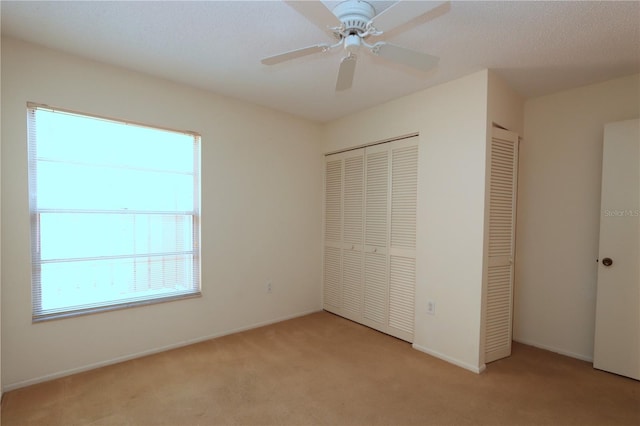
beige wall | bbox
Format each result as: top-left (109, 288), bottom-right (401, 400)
top-left (324, 70), bottom-right (492, 372)
top-left (487, 70), bottom-right (524, 135)
top-left (5, 32), bottom-right (631, 390)
top-left (1, 37), bottom-right (323, 389)
top-left (515, 74), bottom-right (640, 360)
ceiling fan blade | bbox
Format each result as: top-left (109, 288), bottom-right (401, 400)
top-left (284, 1), bottom-right (341, 33)
top-left (370, 1), bottom-right (445, 33)
top-left (261, 44), bottom-right (330, 65)
top-left (336, 55), bottom-right (357, 91)
top-left (371, 42), bottom-right (438, 72)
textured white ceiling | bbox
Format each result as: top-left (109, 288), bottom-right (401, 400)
top-left (2, 1), bottom-right (639, 122)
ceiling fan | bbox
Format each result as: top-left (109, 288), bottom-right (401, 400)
top-left (261, 0), bottom-right (445, 91)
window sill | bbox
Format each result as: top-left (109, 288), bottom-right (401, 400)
top-left (32, 291), bottom-right (202, 323)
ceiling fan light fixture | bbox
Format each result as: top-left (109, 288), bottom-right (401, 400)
top-left (344, 34), bottom-right (362, 54)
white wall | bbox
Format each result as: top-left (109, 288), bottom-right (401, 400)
top-left (1, 37), bottom-right (323, 390)
top-left (515, 73), bottom-right (640, 360)
top-left (324, 70), bottom-right (491, 372)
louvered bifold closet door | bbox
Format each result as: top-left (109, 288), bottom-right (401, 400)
top-left (324, 137), bottom-right (418, 343)
top-left (485, 128), bottom-right (519, 363)
top-left (324, 157), bottom-right (343, 312)
top-left (341, 151), bottom-right (365, 322)
top-left (323, 150), bottom-right (365, 318)
top-left (362, 145), bottom-right (390, 330)
top-left (388, 139), bottom-right (419, 341)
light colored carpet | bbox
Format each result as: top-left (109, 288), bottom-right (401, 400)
top-left (2, 311), bottom-right (639, 425)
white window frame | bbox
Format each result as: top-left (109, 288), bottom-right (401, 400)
top-left (27, 102), bottom-right (202, 321)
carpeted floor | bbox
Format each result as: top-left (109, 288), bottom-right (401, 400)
top-left (2, 311), bottom-right (639, 425)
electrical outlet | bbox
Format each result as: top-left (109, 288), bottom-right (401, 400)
top-left (266, 281), bottom-right (272, 294)
top-left (427, 300), bottom-right (436, 315)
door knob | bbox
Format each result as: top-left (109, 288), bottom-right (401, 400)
top-left (602, 257), bottom-right (613, 267)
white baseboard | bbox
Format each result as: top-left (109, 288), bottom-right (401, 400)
top-left (4, 309), bottom-right (321, 392)
top-left (513, 338), bottom-right (593, 362)
top-left (413, 344), bottom-right (486, 374)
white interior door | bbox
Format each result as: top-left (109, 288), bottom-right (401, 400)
top-left (485, 128), bottom-right (519, 363)
top-left (594, 118), bottom-right (640, 381)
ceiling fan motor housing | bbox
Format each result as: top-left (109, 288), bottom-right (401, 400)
top-left (333, 0), bottom-right (376, 35)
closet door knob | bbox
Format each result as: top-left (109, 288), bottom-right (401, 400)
top-left (602, 257), bottom-right (613, 267)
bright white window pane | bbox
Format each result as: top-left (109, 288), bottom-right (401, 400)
top-left (36, 110), bottom-right (194, 173)
top-left (39, 213), bottom-right (193, 260)
top-left (28, 105), bottom-right (201, 320)
top-left (37, 162), bottom-right (195, 211)
top-left (40, 255), bottom-right (195, 312)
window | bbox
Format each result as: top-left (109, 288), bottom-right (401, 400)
top-left (27, 103), bottom-right (201, 321)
